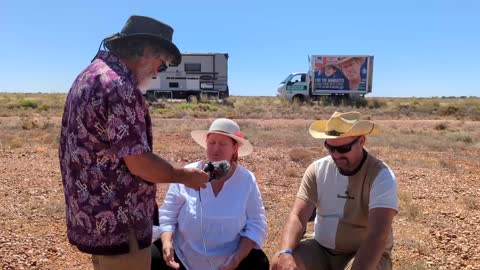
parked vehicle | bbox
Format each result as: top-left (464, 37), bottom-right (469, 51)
top-left (277, 55), bottom-right (374, 102)
top-left (145, 53), bottom-right (229, 102)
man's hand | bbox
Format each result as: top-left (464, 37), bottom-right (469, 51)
top-left (162, 241), bottom-right (180, 270)
top-left (176, 167), bottom-right (208, 190)
top-left (271, 253), bottom-right (298, 270)
top-left (271, 198), bottom-right (314, 270)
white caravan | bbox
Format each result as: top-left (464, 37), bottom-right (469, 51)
top-left (145, 53), bottom-right (229, 102)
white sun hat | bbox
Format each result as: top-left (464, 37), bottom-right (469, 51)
top-left (191, 118), bottom-right (253, 156)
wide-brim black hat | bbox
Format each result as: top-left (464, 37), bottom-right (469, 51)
top-left (104, 15), bottom-right (181, 66)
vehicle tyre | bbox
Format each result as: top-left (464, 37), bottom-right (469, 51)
top-left (186, 94), bottom-right (199, 103)
top-left (292, 95), bottom-right (305, 104)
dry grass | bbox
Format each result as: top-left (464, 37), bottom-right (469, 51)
top-left (0, 93), bottom-right (65, 117)
top-left (1, 94), bottom-right (480, 269)
top-left (396, 260), bottom-right (428, 270)
top-left (398, 191), bottom-right (423, 222)
top-left (288, 148), bottom-right (317, 166)
top-left (368, 120), bottom-right (480, 153)
top-left (285, 167), bottom-right (299, 178)
top-left (2, 93), bottom-right (479, 120)
top-left (2, 137), bottom-right (25, 148)
top-left (0, 116), bottom-right (60, 149)
top-left (463, 197), bottom-right (479, 210)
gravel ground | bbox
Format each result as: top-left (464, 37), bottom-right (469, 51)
top-left (0, 118), bottom-right (479, 270)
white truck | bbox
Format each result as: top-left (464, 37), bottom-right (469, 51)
top-left (277, 55), bottom-right (374, 102)
top-left (145, 53), bottom-right (229, 102)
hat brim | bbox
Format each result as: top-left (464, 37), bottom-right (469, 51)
top-left (191, 130), bottom-right (253, 157)
top-left (309, 120), bottom-right (380, 139)
top-left (104, 33), bottom-right (182, 66)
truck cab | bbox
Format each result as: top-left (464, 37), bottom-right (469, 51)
top-left (277, 72), bottom-right (310, 102)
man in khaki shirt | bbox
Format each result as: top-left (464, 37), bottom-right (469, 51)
top-left (271, 111), bottom-right (398, 270)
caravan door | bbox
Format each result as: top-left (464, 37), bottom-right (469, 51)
top-left (186, 76), bottom-right (200, 90)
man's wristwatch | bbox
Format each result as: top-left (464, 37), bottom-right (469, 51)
top-left (277, 249), bottom-right (293, 257)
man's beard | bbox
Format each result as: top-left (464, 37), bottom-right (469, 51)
top-left (333, 157), bottom-right (351, 170)
top-left (137, 80), bottom-right (152, 93)
top-left (136, 66), bottom-right (156, 93)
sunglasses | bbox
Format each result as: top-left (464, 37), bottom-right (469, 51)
top-left (158, 63), bottom-right (168, 73)
top-left (324, 137), bottom-right (360, 154)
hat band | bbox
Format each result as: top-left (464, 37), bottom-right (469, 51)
top-left (326, 130), bottom-right (343, 136)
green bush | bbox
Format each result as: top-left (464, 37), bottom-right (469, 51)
top-left (177, 103), bottom-right (195, 110)
top-left (19, 99), bottom-right (39, 109)
top-left (198, 103), bottom-right (219, 111)
top-left (176, 103), bottom-right (219, 112)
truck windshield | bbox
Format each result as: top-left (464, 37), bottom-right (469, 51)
top-left (281, 75), bottom-right (292, 84)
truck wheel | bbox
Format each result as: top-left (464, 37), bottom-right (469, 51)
top-left (292, 95), bottom-right (305, 104)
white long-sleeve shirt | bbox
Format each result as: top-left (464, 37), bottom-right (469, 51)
top-left (158, 161), bottom-right (267, 270)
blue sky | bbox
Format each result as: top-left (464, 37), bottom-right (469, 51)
top-left (2, 0), bottom-right (479, 97)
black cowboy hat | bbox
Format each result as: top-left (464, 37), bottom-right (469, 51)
top-left (104, 15), bottom-right (181, 66)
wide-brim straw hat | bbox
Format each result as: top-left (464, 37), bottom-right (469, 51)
top-left (191, 118), bottom-right (253, 157)
top-left (104, 15), bottom-right (182, 66)
top-left (335, 56), bottom-right (364, 66)
top-left (309, 111), bottom-right (380, 139)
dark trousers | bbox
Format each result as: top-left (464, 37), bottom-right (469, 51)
top-left (151, 240), bottom-right (269, 270)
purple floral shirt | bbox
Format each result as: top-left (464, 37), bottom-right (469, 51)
top-left (59, 51), bottom-right (156, 255)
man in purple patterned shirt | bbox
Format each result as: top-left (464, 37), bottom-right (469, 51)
top-left (59, 15), bottom-right (208, 270)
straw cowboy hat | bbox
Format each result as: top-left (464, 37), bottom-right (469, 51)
top-left (335, 57), bottom-right (364, 66)
top-left (309, 111), bottom-right (380, 139)
top-left (104, 15), bottom-right (182, 66)
top-left (191, 118), bottom-right (253, 156)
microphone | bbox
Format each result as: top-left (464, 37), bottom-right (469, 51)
top-left (203, 160), bottom-right (231, 182)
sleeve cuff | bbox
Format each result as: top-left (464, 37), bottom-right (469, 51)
top-left (158, 225), bottom-right (175, 234)
top-left (239, 230), bottom-right (265, 249)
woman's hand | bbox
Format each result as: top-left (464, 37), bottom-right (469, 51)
top-left (162, 241), bottom-right (180, 269)
top-left (219, 254), bottom-right (241, 270)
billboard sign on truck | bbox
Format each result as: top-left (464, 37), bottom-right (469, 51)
top-left (312, 55), bottom-right (373, 93)
top-left (277, 55), bottom-right (374, 102)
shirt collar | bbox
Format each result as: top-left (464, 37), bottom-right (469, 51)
top-left (94, 50), bottom-right (138, 86)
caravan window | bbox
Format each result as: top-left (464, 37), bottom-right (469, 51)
top-left (169, 82), bottom-right (179, 88)
top-left (185, 63), bottom-right (201, 72)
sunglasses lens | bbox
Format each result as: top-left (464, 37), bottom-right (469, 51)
top-left (158, 64), bottom-right (168, 72)
top-left (335, 146), bottom-right (351, 154)
top-left (325, 145), bottom-right (350, 154)
top-left (324, 137), bottom-right (359, 154)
